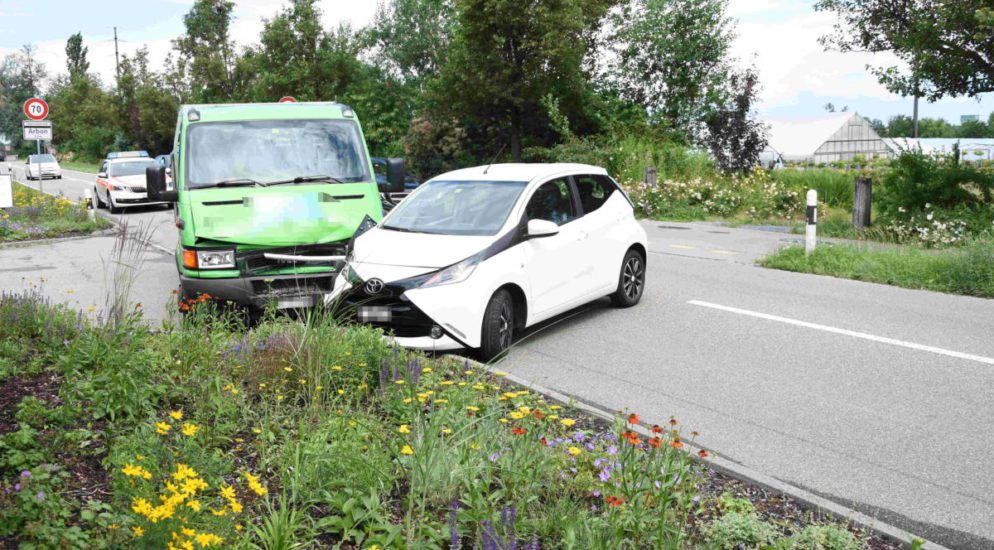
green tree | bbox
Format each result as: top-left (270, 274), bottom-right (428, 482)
top-left (703, 66), bottom-right (768, 173)
top-left (245, 0), bottom-right (335, 101)
top-left (816, 0), bottom-right (994, 101)
top-left (429, 0), bottom-right (612, 161)
top-left (0, 46), bottom-right (47, 155)
top-left (885, 115), bottom-right (915, 137)
top-left (171, 0), bottom-right (240, 102)
top-left (608, 0), bottom-right (735, 137)
top-left (917, 118), bottom-right (956, 138)
top-left (117, 47), bottom-right (179, 154)
top-left (957, 118), bottom-right (989, 138)
top-left (372, 0), bottom-right (455, 86)
top-left (65, 32), bottom-right (90, 82)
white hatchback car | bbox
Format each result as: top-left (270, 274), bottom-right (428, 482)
top-left (25, 154), bottom-right (62, 180)
top-left (93, 157), bottom-right (167, 213)
top-left (328, 163), bottom-right (648, 359)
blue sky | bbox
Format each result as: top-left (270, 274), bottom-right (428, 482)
top-left (2, 0), bottom-right (991, 125)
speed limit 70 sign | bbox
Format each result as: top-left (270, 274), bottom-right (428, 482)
top-left (23, 98), bottom-right (49, 121)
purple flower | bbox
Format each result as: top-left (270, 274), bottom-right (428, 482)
top-left (19, 470), bottom-right (31, 478)
top-left (592, 490), bottom-right (601, 497)
top-left (489, 452), bottom-right (501, 462)
top-left (599, 469), bottom-right (611, 482)
top-left (593, 458), bottom-right (604, 467)
top-left (606, 445), bottom-right (618, 455)
top-left (13, 483), bottom-right (21, 492)
top-left (449, 500), bottom-right (460, 549)
top-left (573, 431), bottom-right (586, 442)
top-left (35, 490), bottom-right (45, 501)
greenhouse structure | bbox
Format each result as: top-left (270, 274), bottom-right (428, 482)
top-left (762, 112), bottom-right (891, 165)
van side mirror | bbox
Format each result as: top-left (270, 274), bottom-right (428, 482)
top-left (147, 165), bottom-right (178, 202)
top-left (385, 158), bottom-right (406, 193)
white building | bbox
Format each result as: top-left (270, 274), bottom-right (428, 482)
top-left (762, 112), bottom-right (891, 165)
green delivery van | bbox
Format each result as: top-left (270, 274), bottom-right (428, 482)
top-left (145, 101), bottom-right (405, 313)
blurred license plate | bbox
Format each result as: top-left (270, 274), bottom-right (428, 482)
top-left (277, 296), bottom-right (314, 309)
top-left (358, 306), bottom-right (391, 323)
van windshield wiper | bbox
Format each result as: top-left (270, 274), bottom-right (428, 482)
top-left (213, 178), bottom-right (267, 188)
top-left (266, 174), bottom-right (344, 186)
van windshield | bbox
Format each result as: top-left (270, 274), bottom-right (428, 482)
top-left (186, 119), bottom-right (371, 189)
top-left (382, 180), bottom-right (528, 236)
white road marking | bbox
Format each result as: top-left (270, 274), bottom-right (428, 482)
top-left (670, 244), bottom-right (695, 250)
top-left (709, 249), bottom-right (739, 255)
top-left (688, 300), bottom-right (994, 366)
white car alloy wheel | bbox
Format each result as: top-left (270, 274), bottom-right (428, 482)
top-left (611, 249), bottom-right (645, 307)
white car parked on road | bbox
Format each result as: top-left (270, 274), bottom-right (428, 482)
top-left (25, 154), bottom-right (62, 180)
top-left (94, 156), bottom-right (167, 214)
top-left (328, 163), bottom-right (648, 359)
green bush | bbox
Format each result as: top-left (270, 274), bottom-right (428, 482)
top-left (878, 150), bottom-right (994, 219)
top-left (788, 524), bottom-right (862, 550)
top-left (704, 510), bottom-right (776, 550)
top-left (770, 169), bottom-right (854, 209)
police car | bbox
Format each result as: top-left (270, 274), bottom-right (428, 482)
top-left (93, 151), bottom-right (168, 213)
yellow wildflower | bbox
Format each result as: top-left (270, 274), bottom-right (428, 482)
top-left (509, 411), bottom-right (525, 420)
top-left (181, 423), bottom-right (199, 437)
top-left (466, 406), bottom-right (480, 412)
top-left (394, 379), bottom-right (405, 385)
top-left (133, 526), bottom-right (144, 537)
top-left (244, 472), bottom-right (268, 496)
top-left (398, 424), bottom-right (411, 434)
top-left (422, 367), bottom-right (433, 373)
top-left (156, 422), bottom-right (172, 435)
top-left (332, 365), bottom-right (343, 371)
top-left (400, 445), bottom-right (414, 455)
top-left (567, 446), bottom-right (582, 456)
top-left (440, 380), bottom-right (454, 386)
top-left (169, 410), bottom-right (183, 421)
top-left (560, 419), bottom-right (576, 427)
top-left (283, 367), bottom-right (292, 372)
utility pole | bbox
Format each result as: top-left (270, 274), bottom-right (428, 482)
top-left (114, 27), bottom-right (120, 81)
top-left (913, 95), bottom-right (920, 138)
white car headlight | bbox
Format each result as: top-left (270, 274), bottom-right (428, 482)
top-left (112, 184), bottom-right (126, 191)
top-left (419, 253), bottom-right (483, 289)
top-left (196, 249), bottom-right (235, 269)
top-left (341, 262), bottom-right (362, 284)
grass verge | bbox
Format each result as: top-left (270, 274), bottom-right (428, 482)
top-left (58, 160), bottom-right (101, 174)
top-left (759, 240), bottom-right (994, 298)
top-left (0, 288), bottom-right (898, 549)
top-left (1, 182), bottom-right (111, 243)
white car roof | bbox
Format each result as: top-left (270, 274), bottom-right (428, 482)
top-left (430, 163), bottom-right (608, 183)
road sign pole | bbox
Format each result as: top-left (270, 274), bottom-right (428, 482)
top-left (805, 189), bottom-right (817, 257)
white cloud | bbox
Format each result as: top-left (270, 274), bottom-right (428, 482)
top-left (731, 10), bottom-right (904, 110)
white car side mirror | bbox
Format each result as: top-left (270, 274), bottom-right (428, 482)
top-left (98, 172), bottom-right (108, 178)
top-left (527, 219), bottom-right (559, 238)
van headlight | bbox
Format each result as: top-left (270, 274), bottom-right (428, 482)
top-left (196, 249), bottom-right (236, 269)
top-left (419, 253), bottom-right (483, 289)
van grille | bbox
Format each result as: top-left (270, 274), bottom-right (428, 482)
top-left (237, 243), bottom-right (348, 275)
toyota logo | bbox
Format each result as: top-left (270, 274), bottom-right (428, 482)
top-left (364, 278), bottom-right (385, 295)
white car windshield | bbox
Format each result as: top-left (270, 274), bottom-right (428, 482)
top-left (382, 180), bottom-right (528, 236)
top-left (29, 154), bottom-right (55, 163)
top-left (110, 160), bottom-right (155, 177)
top-left (186, 119), bottom-right (370, 188)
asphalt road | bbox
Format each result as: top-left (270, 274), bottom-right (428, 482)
top-left (500, 222), bottom-right (994, 550)
top-left (2, 167), bottom-right (991, 547)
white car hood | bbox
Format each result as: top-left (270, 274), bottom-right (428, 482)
top-left (353, 227), bottom-right (493, 269)
top-left (111, 174), bottom-right (146, 187)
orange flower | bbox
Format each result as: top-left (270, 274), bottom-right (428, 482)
top-left (511, 427), bottom-right (526, 436)
top-left (539, 437), bottom-right (548, 446)
top-left (670, 438), bottom-right (684, 449)
top-left (178, 302), bottom-right (190, 312)
top-left (651, 424), bottom-right (663, 434)
top-left (605, 495), bottom-right (625, 507)
top-left (621, 430), bottom-right (640, 445)
top-left (532, 409), bottom-right (545, 420)
top-left (698, 449), bottom-right (709, 459)
top-left (627, 413), bottom-right (640, 425)
top-left (647, 437), bottom-right (661, 448)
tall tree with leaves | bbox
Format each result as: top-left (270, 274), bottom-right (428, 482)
top-left (608, 0), bottom-right (735, 137)
top-left (372, 0), bottom-right (455, 87)
top-left (65, 32), bottom-right (90, 82)
top-left (117, 47), bottom-right (180, 154)
top-left (816, 0), bottom-right (994, 101)
top-left (430, 0), bottom-right (612, 161)
top-left (171, 0), bottom-right (240, 102)
top-left (703, 66), bottom-right (767, 173)
top-left (0, 46), bottom-right (47, 154)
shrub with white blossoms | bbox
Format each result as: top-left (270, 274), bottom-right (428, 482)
top-left (885, 204), bottom-right (970, 247)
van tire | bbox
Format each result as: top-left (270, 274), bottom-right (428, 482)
top-left (479, 289), bottom-right (514, 362)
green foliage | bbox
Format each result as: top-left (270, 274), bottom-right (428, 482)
top-left (787, 524), bottom-right (862, 550)
top-left (171, 0), bottom-right (240, 103)
top-left (816, 0), bottom-right (994, 100)
top-left (878, 149), bottom-right (994, 217)
top-left (372, 0), bottom-right (455, 84)
top-left (770, 169), bottom-right (854, 209)
top-left (704, 510), bottom-right (776, 550)
top-left (760, 240), bottom-right (994, 298)
top-left (0, 183), bottom-right (110, 243)
top-left (608, 0), bottom-right (735, 136)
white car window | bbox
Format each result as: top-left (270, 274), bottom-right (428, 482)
top-left (525, 178), bottom-right (577, 225)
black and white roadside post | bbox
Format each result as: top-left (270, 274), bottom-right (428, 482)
top-left (84, 188), bottom-right (96, 222)
top-left (805, 189), bottom-right (817, 256)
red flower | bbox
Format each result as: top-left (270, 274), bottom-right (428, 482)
top-left (178, 302), bottom-right (190, 312)
top-left (511, 427), bottom-right (526, 436)
top-left (532, 409), bottom-right (545, 420)
top-left (621, 430), bottom-right (640, 445)
top-left (669, 417), bottom-right (678, 426)
top-left (651, 424), bottom-right (663, 434)
top-left (698, 449), bottom-right (709, 459)
top-left (539, 437), bottom-right (548, 446)
top-left (647, 437), bottom-right (661, 448)
top-left (605, 495), bottom-right (625, 507)
top-left (627, 413), bottom-right (640, 425)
